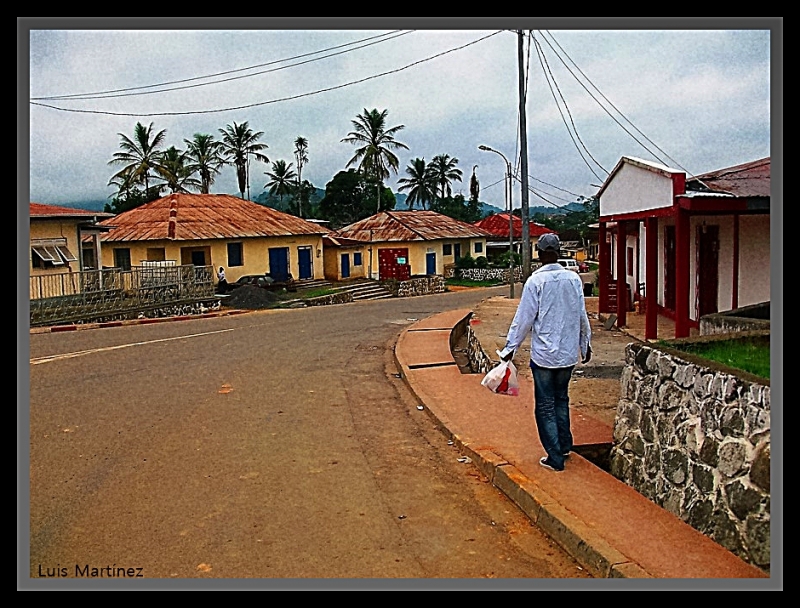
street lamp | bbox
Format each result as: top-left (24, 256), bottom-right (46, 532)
top-left (478, 145), bottom-right (515, 299)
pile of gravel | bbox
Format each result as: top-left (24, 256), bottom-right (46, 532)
top-left (222, 285), bottom-right (283, 310)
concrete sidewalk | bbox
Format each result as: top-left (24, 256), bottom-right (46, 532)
top-left (394, 303), bottom-right (768, 580)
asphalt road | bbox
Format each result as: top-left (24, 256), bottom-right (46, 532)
top-left (26, 288), bottom-right (592, 587)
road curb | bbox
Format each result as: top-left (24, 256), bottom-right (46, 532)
top-left (29, 309), bottom-right (250, 334)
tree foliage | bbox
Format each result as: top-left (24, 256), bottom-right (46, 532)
top-left (108, 121), bottom-right (167, 196)
top-left (219, 121), bottom-right (269, 199)
top-left (397, 157), bottom-right (436, 210)
top-left (429, 193), bottom-right (481, 224)
top-left (318, 169), bottom-right (395, 229)
top-left (341, 108), bottom-right (408, 183)
top-left (184, 133), bottom-right (225, 194)
top-left (264, 159), bottom-right (297, 204)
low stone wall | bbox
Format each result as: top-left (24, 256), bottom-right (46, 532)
top-left (68, 297), bottom-right (224, 325)
top-left (700, 302), bottom-right (770, 336)
top-left (302, 291), bottom-right (353, 306)
top-left (382, 275), bottom-right (446, 297)
top-left (610, 341), bottom-right (770, 572)
top-left (452, 266), bottom-right (524, 283)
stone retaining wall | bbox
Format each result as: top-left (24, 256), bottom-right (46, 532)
top-left (700, 302), bottom-right (770, 336)
top-left (449, 266), bottom-right (524, 283)
top-left (301, 291), bottom-right (353, 306)
top-left (381, 276), bottom-right (446, 297)
top-left (610, 341), bottom-right (771, 572)
top-left (68, 297), bottom-right (224, 325)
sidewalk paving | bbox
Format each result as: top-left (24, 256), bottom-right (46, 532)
top-left (394, 299), bottom-right (768, 580)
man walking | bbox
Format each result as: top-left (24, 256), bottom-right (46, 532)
top-left (498, 234), bottom-right (592, 472)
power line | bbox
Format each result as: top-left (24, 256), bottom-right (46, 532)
top-left (531, 33), bottom-right (607, 182)
top-left (31, 31), bottom-right (506, 117)
top-left (32, 31), bottom-right (412, 102)
top-left (538, 30), bottom-right (704, 181)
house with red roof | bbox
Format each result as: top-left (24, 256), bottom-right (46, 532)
top-left (473, 213), bottom-right (556, 263)
top-left (597, 156), bottom-right (770, 339)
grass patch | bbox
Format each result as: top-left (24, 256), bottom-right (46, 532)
top-left (664, 337), bottom-right (770, 379)
top-left (297, 287), bottom-right (337, 299)
top-left (446, 277), bottom-right (502, 288)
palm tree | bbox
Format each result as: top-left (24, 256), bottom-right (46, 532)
top-left (265, 160), bottom-right (297, 207)
top-left (470, 165), bottom-right (480, 202)
top-left (428, 154), bottom-right (463, 201)
top-left (184, 133), bottom-right (225, 194)
top-left (293, 136), bottom-right (309, 217)
top-left (397, 157), bottom-right (436, 210)
top-left (108, 121), bottom-right (167, 195)
top-left (341, 108), bottom-right (409, 212)
top-left (155, 146), bottom-right (202, 194)
top-left (218, 121), bottom-right (269, 200)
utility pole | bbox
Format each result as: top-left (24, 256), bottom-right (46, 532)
top-left (518, 30), bottom-right (531, 281)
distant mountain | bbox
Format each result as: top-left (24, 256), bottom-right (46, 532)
top-left (43, 199), bottom-right (109, 212)
top-left (530, 202), bottom-right (585, 216)
top-left (392, 193), bottom-right (503, 218)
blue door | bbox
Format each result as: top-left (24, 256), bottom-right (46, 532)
top-left (298, 247), bottom-right (313, 280)
top-left (269, 247), bottom-right (290, 281)
top-left (426, 252), bottom-right (436, 275)
top-left (341, 253), bottom-right (350, 279)
top-left (454, 243), bottom-right (461, 260)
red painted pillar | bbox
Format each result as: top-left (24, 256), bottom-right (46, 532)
top-left (616, 221), bottom-right (627, 327)
top-left (645, 217), bottom-right (658, 340)
top-left (674, 208), bottom-right (690, 338)
top-left (599, 222), bottom-right (608, 311)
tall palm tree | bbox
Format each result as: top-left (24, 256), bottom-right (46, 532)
top-left (184, 133), bottom-right (225, 194)
top-left (341, 108), bottom-right (409, 212)
top-left (155, 146), bottom-right (202, 194)
top-left (218, 121), bottom-right (269, 200)
top-left (397, 157), bottom-right (436, 210)
top-left (470, 165), bottom-right (480, 202)
top-left (265, 160), bottom-right (297, 207)
top-left (108, 121), bottom-right (167, 195)
top-left (293, 136), bottom-right (309, 217)
top-left (428, 153), bottom-right (463, 201)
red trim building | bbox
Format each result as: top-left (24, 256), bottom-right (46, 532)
top-left (473, 213), bottom-right (555, 262)
top-left (597, 156), bottom-right (770, 340)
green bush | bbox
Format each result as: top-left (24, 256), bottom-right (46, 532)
top-left (456, 254), bottom-right (477, 269)
top-left (475, 256), bottom-right (489, 269)
top-left (496, 251), bottom-right (522, 268)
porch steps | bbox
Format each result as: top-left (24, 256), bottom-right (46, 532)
top-left (294, 278), bottom-right (333, 291)
top-left (347, 283), bottom-right (394, 301)
top-left (332, 278), bottom-right (394, 301)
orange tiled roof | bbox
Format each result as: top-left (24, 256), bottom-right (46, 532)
top-left (333, 210), bottom-right (493, 242)
top-left (99, 193), bottom-right (328, 242)
top-left (687, 157), bottom-right (770, 198)
top-left (30, 202), bottom-right (113, 218)
top-left (474, 213), bottom-right (555, 239)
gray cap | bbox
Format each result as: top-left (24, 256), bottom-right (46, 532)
top-left (536, 233), bottom-right (560, 252)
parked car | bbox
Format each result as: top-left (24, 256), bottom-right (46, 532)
top-left (229, 273), bottom-right (297, 292)
top-left (578, 261), bottom-right (591, 273)
top-left (557, 258), bottom-right (580, 273)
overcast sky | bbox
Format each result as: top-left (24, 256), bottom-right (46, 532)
top-left (22, 18), bottom-right (778, 213)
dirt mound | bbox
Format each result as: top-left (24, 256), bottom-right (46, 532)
top-left (222, 285), bottom-right (282, 309)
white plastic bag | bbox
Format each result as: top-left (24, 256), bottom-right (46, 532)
top-left (481, 359), bottom-right (520, 396)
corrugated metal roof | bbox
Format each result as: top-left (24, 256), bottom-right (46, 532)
top-left (687, 157), bottom-right (770, 198)
top-left (30, 202), bottom-right (113, 219)
top-left (99, 193), bottom-right (328, 242)
top-left (474, 213), bottom-right (555, 239)
top-left (333, 210), bottom-right (494, 242)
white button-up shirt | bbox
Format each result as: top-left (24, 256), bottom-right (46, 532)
top-left (498, 263), bottom-right (591, 368)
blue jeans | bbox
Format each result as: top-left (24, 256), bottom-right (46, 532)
top-left (530, 361), bottom-right (574, 470)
